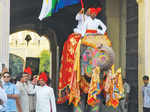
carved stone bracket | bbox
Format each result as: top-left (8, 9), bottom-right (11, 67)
top-left (136, 0), bottom-right (144, 4)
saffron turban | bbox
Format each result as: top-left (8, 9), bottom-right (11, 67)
top-left (39, 72), bottom-right (48, 83)
top-left (24, 67), bottom-right (32, 75)
top-left (89, 7), bottom-right (102, 16)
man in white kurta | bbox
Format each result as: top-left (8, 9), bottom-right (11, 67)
top-left (32, 72), bottom-right (56, 112)
top-left (83, 8), bottom-right (107, 35)
top-left (73, 8), bottom-right (90, 36)
top-left (16, 74), bottom-right (33, 112)
top-left (83, 17), bottom-right (107, 34)
top-left (24, 67), bottom-right (36, 112)
top-left (35, 85), bottom-right (56, 112)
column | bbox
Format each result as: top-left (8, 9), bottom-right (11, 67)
top-left (120, 0), bottom-right (127, 78)
top-left (137, 0), bottom-right (150, 112)
top-left (144, 0), bottom-right (150, 76)
top-left (106, 0), bottom-right (121, 70)
top-left (0, 0), bottom-right (10, 68)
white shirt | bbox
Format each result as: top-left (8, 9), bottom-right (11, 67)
top-left (32, 85), bottom-right (56, 112)
top-left (124, 82), bottom-right (130, 98)
top-left (73, 13), bottom-right (89, 36)
top-left (83, 17), bottom-right (107, 35)
top-left (142, 84), bottom-right (150, 108)
top-left (16, 81), bottom-right (31, 112)
top-left (27, 81), bottom-right (36, 111)
top-left (0, 87), bottom-right (7, 111)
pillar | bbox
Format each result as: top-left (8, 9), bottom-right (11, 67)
top-left (120, 0), bottom-right (127, 78)
top-left (0, 0), bottom-right (10, 68)
top-left (106, 0), bottom-right (121, 70)
top-left (137, 0), bottom-right (150, 112)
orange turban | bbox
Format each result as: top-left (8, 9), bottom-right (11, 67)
top-left (24, 67), bottom-right (32, 75)
top-left (39, 72), bottom-right (48, 83)
top-left (89, 7), bottom-right (102, 16)
top-left (95, 7), bottom-right (102, 15)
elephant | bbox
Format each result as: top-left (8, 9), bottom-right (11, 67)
top-left (72, 34), bottom-right (116, 112)
top-left (57, 34), bottom-right (122, 112)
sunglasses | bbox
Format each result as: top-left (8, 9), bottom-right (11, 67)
top-left (3, 76), bottom-right (10, 78)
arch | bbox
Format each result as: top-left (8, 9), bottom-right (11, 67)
top-left (10, 24), bottom-right (59, 91)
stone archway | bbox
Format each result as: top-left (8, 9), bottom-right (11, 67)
top-left (10, 24), bottom-right (59, 93)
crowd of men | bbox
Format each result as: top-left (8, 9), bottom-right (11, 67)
top-left (0, 67), bottom-right (56, 112)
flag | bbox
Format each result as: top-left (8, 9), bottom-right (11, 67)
top-left (39, 0), bottom-right (58, 20)
top-left (55, 0), bottom-right (80, 12)
top-left (39, 0), bottom-right (80, 21)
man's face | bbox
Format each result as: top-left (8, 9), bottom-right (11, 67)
top-left (3, 73), bottom-right (11, 83)
top-left (143, 79), bottom-right (149, 86)
top-left (22, 74), bottom-right (29, 82)
top-left (28, 74), bottom-right (32, 80)
top-left (39, 79), bottom-right (46, 86)
top-left (123, 79), bottom-right (126, 84)
top-left (90, 13), bottom-right (96, 19)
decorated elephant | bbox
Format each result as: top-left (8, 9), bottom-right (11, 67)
top-left (57, 34), bottom-right (124, 112)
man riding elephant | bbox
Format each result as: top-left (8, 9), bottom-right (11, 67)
top-left (57, 7), bottom-right (124, 112)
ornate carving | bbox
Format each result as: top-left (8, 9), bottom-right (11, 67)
top-left (136, 0), bottom-right (144, 4)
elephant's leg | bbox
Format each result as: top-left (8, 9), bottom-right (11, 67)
top-left (73, 93), bottom-right (87, 112)
top-left (85, 96), bottom-right (102, 112)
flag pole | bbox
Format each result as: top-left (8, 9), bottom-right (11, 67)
top-left (81, 0), bottom-right (84, 8)
top-left (80, 0), bottom-right (85, 21)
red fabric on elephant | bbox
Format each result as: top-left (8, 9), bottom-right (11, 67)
top-left (57, 33), bottom-right (81, 104)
